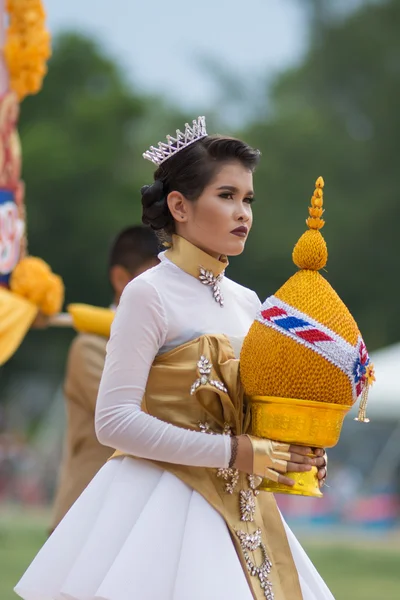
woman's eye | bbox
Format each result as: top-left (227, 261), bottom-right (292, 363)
top-left (218, 192), bottom-right (254, 203)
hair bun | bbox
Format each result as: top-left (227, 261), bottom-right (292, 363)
top-left (141, 180), bottom-right (164, 207)
top-left (141, 180), bottom-right (170, 231)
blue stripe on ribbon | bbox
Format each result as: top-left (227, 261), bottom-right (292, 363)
top-left (274, 316), bottom-right (310, 330)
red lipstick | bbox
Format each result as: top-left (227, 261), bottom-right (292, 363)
top-left (230, 226), bottom-right (248, 237)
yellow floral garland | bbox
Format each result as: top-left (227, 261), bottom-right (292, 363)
top-left (10, 256), bottom-right (64, 316)
top-left (4, 0), bottom-right (51, 101)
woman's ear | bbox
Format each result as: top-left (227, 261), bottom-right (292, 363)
top-left (167, 191), bottom-right (189, 223)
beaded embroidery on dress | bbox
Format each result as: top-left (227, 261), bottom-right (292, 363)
top-left (198, 267), bottom-right (225, 306)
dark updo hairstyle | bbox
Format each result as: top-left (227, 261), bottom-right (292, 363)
top-left (141, 135), bottom-right (260, 242)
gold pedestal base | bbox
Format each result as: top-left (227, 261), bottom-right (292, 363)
top-left (259, 466), bottom-right (322, 498)
top-left (251, 395), bottom-right (351, 448)
top-left (249, 395), bottom-right (352, 497)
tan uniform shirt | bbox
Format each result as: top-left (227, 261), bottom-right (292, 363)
top-left (51, 333), bottom-right (113, 529)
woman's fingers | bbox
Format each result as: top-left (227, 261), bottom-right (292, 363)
top-left (289, 452), bottom-right (325, 466)
top-left (289, 445), bottom-right (313, 456)
top-left (288, 447), bottom-right (326, 465)
top-left (277, 473), bottom-right (295, 486)
top-left (312, 447), bottom-right (325, 458)
top-left (266, 467), bottom-right (324, 486)
top-left (265, 468), bottom-right (294, 486)
top-left (264, 447), bottom-right (328, 488)
top-left (289, 452), bottom-right (317, 466)
top-left (286, 462), bottom-right (312, 473)
top-left (266, 468), bottom-right (325, 487)
top-left (289, 446), bottom-right (326, 457)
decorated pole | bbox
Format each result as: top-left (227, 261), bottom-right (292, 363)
top-left (0, 0), bottom-right (64, 365)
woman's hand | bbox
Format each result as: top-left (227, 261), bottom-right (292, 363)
top-left (234, 435), bottom-right (326, 487)
top-left (314, 448), bottom-right (328, 488)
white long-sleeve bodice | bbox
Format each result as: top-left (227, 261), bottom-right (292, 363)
top-left (95, 248), bottom-right (260, 469)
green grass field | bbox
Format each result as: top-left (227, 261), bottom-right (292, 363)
top-left (1, 509), bottom-right (399, 600)
top-left (304, 537), bottom-right (400, 599)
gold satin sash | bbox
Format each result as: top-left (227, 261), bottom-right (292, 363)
top-left (111, 334), bottom-right (303, 600)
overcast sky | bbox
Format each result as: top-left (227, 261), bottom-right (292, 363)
top-left (45, 0), bottom-right (309, 109)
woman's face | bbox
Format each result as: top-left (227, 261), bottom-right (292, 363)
top-left (171, 161), bottom-right (254, 258)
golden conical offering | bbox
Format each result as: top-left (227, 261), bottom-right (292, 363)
top-left (240, 178), bottom-right (374, 497)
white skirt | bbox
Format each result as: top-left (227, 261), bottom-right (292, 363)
top-left (14, 457), bottom-right (334, 600)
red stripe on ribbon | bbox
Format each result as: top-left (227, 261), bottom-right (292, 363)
top-left (261, 307), bottom-right (287, 321)
top-left (296, 329), bottom-right (333, 344)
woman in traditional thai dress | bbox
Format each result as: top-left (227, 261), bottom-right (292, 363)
top-left (15, 117), bottom-right (332, 600)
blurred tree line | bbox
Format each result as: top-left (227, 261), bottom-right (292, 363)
top-left (236, 0), bottom-right (400, 352)
top-left (2, 0), bottom-right (399, 394)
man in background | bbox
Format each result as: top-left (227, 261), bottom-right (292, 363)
top-left (51, 225), bottom-right (159, 530)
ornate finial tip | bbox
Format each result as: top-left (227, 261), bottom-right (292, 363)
top-left (142, 116), bottom-right (208, 166)
top-left (292, 176), bottom-right (328, 271)
top-left (307, 176), bottom-right (325, 231)
top-left (306, 217), bottom-right (325, 230)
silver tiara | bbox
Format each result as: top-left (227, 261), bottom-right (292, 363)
top-left (142, 116), bottom-right (207, 166)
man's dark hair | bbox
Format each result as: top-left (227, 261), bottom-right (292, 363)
top-left (108, 225), bottom-right (160, 275)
